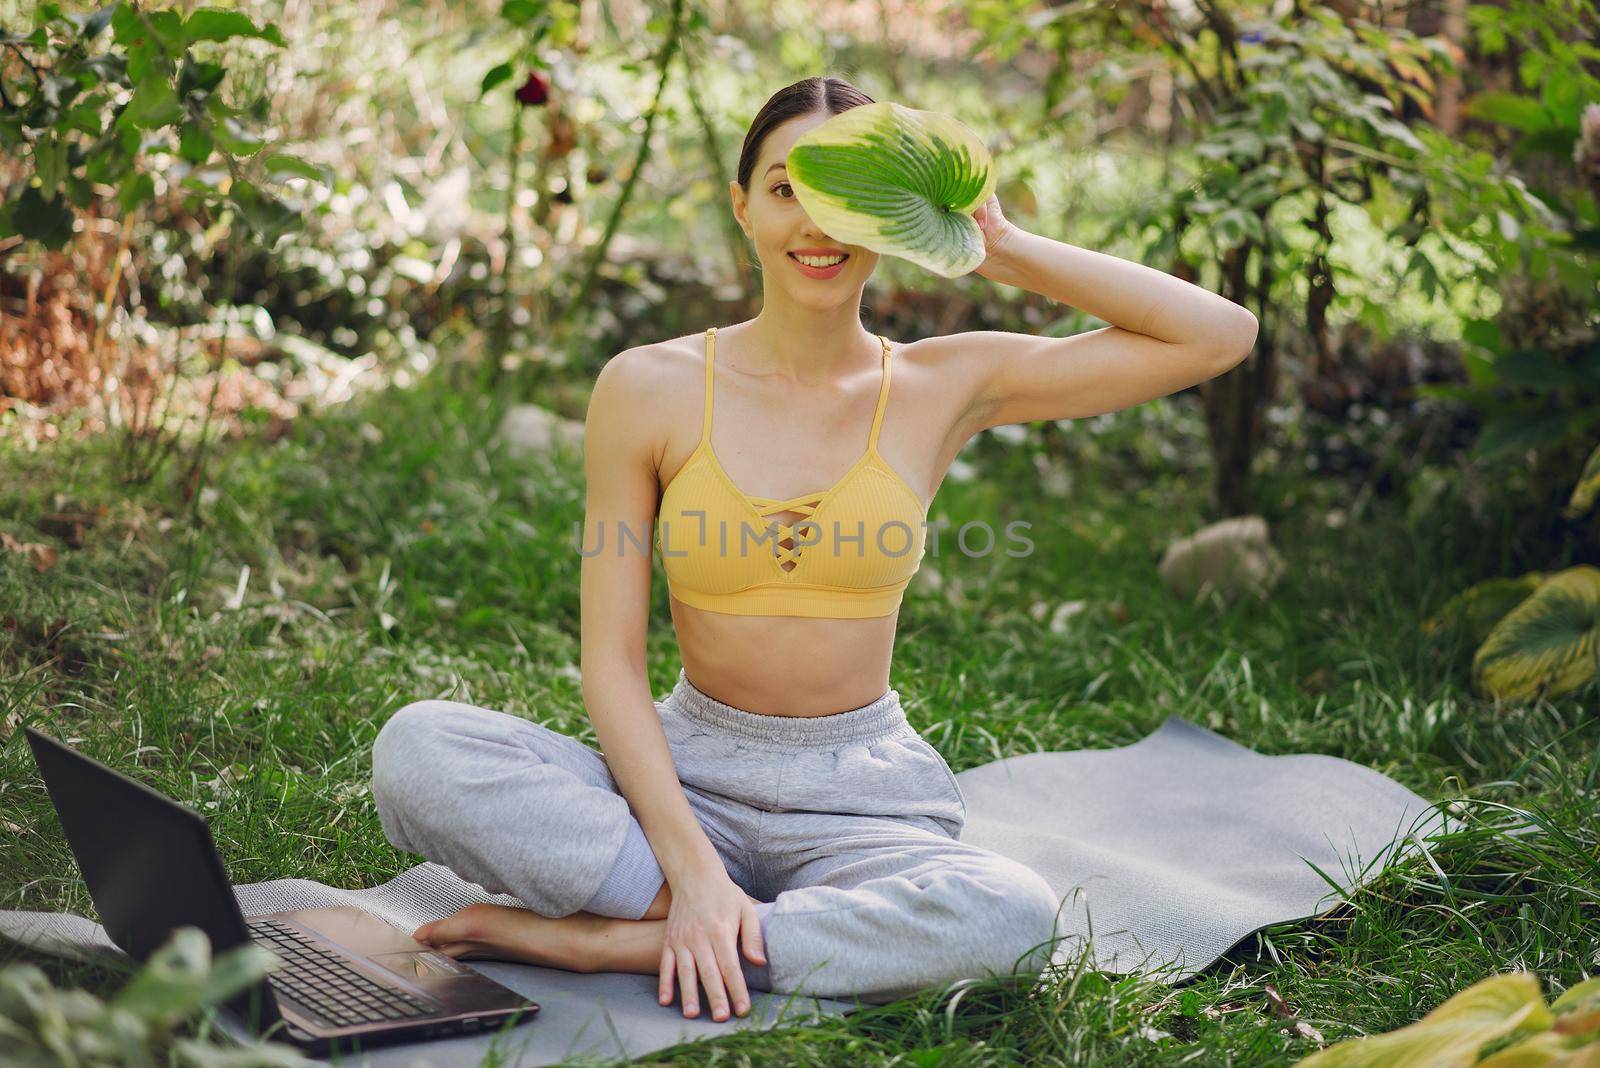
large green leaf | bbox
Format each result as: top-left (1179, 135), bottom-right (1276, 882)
top-left (1421, 573), bottom-right (1546, 647)
top-left (183, 8), bottom-right (285, 47)
top-left (14, 186), bottom-right (75, 248)
top-left (785, 102), bottom-right (996, 279)
top-left (1463, 91), bottom-right (1557, 134)
top-left (1474, 566), bottom-right (1600, 702)
top-left (1473, 411), bottom-right (1574, 462)
top-left (227, 180), bottom-right (301, 248)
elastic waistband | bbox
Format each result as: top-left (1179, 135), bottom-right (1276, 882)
top-left (668, 667), bottom-right (907, 747)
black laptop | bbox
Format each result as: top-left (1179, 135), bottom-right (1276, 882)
top-left (24, 726), bottom-right (539, 1055)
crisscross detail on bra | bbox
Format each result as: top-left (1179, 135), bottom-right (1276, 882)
top-left (700, 326), bottom-right (893, 574)
top-left (746, 499), bottom-right (820, 569)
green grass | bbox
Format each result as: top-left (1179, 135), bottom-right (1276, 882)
top-left (1, 373), bottom-right (1595, 1066)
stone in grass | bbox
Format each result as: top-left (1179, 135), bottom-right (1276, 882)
top-left (498, 404), bottom-right (585, 459)
top-left (1157, 515), bottom-right (1285, 606)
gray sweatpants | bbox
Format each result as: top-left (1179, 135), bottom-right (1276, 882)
top-left (369, 667), bottom-right (1063, 1005)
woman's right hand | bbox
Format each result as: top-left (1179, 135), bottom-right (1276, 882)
top-left (658, 864), bottom-right (766, 1021)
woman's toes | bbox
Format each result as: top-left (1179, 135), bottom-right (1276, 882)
top-left (430, 942), bottom-right (478, 960)
top-left (414, 906), bottom-right (486, 948)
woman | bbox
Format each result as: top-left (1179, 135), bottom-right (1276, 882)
top-left (369, 76), bottom-right (1257, 1023)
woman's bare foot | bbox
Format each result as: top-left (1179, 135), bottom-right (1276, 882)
top-left (412, 882), bottom-right (764, 983)
top-left (413, 903), bottom-right (613, 972)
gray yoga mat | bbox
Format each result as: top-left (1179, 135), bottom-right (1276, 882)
top-left (0, 715), bottom-right (1444, 1066)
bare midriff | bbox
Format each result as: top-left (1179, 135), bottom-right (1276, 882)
top-left (668, 596), bottom-right (898, 717)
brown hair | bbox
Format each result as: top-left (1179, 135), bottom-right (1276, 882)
top-left (735, 77), bottom-right (876, 193)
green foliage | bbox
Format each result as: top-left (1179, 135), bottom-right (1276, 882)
top-left (0, 927), bottom-right (308, 1067)
top-left (1414, 334), bottom-right (1600, 463)
top-left (0, 2), bottom-right (311, 250)
top-left (1418, 0), bottom-right (1600, 467)
top-left (1098, 5), bottom-right (1538, 334)
top-left (1422, 452), bottom-right (1600, 702)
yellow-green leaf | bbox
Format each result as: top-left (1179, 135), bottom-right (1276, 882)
top-left (1565, 443), bottom-right (1600, 520)
top-left (785, 101), bottom-right (996, 279)
top-left (1474, 566), bottom-right (1600, 701)
top-left (1555, 1044), bottom-right (1600, 1067)
top-left (1422, 574), bottom-right (1546, 645)
top-left (1294, 972), bottom-right (1549, 1068)
top-left (1477, 1032), bottom-right (1573, 1068)
top-left (1553, 977), bottom-right (1600, 1040)
top-left (1553, 978), bottom-right (1600, 1013)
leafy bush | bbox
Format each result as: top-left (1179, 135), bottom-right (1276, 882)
top-left (0, 926), bottom-right (308, 1068)
top-left (0, 3), bottom-right (306, 250)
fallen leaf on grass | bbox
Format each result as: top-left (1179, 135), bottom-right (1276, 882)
top-left (1266, 985), bottom-right (1328, 1045)
top-left (1, 531), bottom-right (59, 571)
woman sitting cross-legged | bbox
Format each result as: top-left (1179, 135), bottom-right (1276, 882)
top-left (369, 74), bottom-right (1259, 1022)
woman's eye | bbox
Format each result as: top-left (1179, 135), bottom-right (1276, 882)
top-left (772, 182), bottom-right (793, 198)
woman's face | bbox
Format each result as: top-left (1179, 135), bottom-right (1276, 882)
top-left (730, 112), bottom-right (879, 303)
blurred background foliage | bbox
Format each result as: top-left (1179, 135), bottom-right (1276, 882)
top-left (1, 0), bottom-right (1597, 585)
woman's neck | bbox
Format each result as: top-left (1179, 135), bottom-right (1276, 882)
top-left (738, 308), bottom-right (882, 384)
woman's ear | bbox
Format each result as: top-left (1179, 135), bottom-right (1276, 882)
top-left (729, 180), bottom-right (750, 238)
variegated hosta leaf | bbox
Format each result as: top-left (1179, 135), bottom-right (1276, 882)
top-left (1476, 1031), bottom-right (1576, 1068)
top-left (1421, 574), bottom-right (1546, 646)
top-left (1552, 1042), bottom-right (1600, 1067)
top-left (1564, 442), bottom-right (1600, 520)
top-left (1294, 972), bottom-right (1550, 1068)
top-left (1553, 976), bottom-right (1600, 1040)
top-left (786, 101), bottom-right (996, 279)
top-left (1473, 566), bottom-right (1600, 702)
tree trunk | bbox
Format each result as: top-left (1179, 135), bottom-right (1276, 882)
top-left (1199, 238), bottom-right (1278, 516)
top-left (1201, 335), bottom-right (1278, 517)
top-left (1437, 0), bottom-right (1469, 135)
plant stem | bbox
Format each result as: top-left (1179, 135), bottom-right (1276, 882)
top-left (179, 224), bottom-right (244, 586)
top-left (486, 103), bottom-right (528, 392)
top-left (565, 0), bottom-right (686, 356)
top-left (98, 211), bottom-right (134, 445)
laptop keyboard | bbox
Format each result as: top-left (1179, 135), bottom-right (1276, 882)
top-left (248, 918), bottom-right (438, 1029)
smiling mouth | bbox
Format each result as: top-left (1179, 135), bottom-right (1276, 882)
top-left (788, 253), bottom-right (850, 268)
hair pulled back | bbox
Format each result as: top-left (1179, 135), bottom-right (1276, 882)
top-left (735, 77), bottom-right (876, 193)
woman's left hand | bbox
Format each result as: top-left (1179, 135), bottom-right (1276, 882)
top-left (972, 192), bottom-right (1018, 274)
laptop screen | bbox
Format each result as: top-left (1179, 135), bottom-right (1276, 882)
top-left (25, 727), bottom-right (280, 1030)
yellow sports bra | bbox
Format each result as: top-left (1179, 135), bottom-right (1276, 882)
top-left (656, 327), bottom-right (929, 618)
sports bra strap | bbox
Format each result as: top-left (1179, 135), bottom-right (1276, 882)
top-left (701, 327), bottom-right (717, 446)
top-left (867, 334), bottom-right (893, 452)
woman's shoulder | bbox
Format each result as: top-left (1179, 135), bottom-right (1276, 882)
top-left (893, 331), bottom-right (969, 371)
top-left (601, 331), bottom-right (709, 383)
top-left (588, 335), bottom-right (710, 465)
top-left (594, 334), bottom-right (701, 402)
